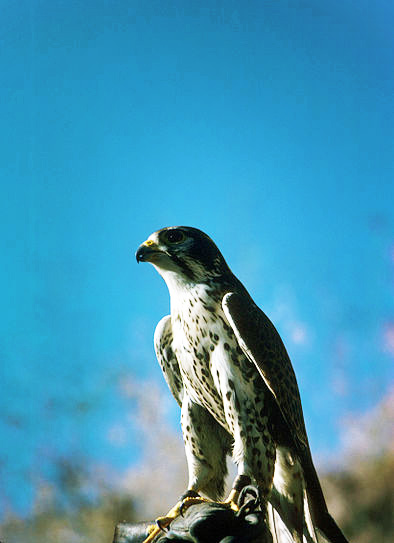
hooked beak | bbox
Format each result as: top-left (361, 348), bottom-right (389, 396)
top-left (135, 239), bottom-right (161, 263)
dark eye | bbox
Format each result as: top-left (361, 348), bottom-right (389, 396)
top-left (165, 229), bottom-right (186, 244)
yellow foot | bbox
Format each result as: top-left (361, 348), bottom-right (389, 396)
top-left (142, 523), bottom-right (162, 543)
top-left (142, 496), bottom-right (211, 543)
top-left (179, 495), bottom-right (211, 515)
top-left (142, 477), bottom-right (251, 543)
top-left (222, 488), bottom-right (240, 512)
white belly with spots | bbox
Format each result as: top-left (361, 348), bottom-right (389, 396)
top-left (171, 289), bottom-right (259, 435)
top-left (159, 268), bottom-right (274, 486)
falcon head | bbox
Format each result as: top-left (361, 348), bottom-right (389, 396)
top-left (136, 226), bottom-right (231, 284)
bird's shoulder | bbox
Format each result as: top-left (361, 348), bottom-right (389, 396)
top-left (154, 314), bottom-right (173, 347)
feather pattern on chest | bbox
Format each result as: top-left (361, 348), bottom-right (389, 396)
top-left (164, 275), bottom-right (267, 434)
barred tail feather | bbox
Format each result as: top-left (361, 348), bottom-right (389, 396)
top-left (269, 447), bottom-right (349, 543)
top-left (268, 501), bottom-right (296, 543)
top-left (267, 494), bottom-right (320, 543)
top-left (269, 446), bottom-right (319, 543)
top-left (303, 490), bottom-right (319, 543)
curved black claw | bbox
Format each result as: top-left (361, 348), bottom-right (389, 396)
top-left (179, 491), bottom-right (201, 517)
top-left (237, 485), bottom-right (260, 518)
top-left (156, 518), bottom-right (170, 533)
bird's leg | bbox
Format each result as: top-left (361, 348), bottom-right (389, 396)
top-left (143, 401), bottom-right (231, 542)
top-left (143, 475), bottom-right (252, 543)
top-left (178, 489), bottom-right (212, 515)
top-left (181, 475), bottom-right (252, 515)
top-left (142, 490), bottom-right (211, 543)
top-left (222, 474), bottom-right (251, 511)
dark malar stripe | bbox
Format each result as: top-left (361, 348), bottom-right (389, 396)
top-left (171, 254), bottom-right (196, 280)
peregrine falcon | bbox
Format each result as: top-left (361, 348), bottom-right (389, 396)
top-left (136, 226), bottom-right (348, 543)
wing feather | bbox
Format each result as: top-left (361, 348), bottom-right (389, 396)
top-left (154, 315), bottom-right (184, 407)
top-left (222, 292), bottom-right (308, 451)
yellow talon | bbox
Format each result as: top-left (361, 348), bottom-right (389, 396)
top-left (142, 523), bottom-right (161, 543)
top-left (142, 489), bottom-right (241, 543)
top-left (142, 497), bottom-right (210, 543)
top-left (223, 488), bottom-right (240, 511)
top-left (179, 495), bottom-right (210, 516)
top-left (147, 524), bottom-right (157, 534)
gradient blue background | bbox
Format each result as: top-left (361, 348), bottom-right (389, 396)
top-left (1, 0), bottom-right (393, 515)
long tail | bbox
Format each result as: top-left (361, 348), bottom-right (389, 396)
top-left (268, 447), bottom-right (348, 543)
top-left (301, 450), bottom-right (349, 543)
top-left (269, 447), bottom-right (319, 543)
top-left (268, 495), bottom-right (318, 543)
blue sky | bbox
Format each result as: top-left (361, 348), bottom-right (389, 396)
top-left (1, 1), bottom-right (393, 516)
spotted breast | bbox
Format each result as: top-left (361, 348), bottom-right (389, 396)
top-left (171, 284), bottom-right (270, 445)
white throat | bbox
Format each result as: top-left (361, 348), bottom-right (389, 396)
top-left (152, 264), bottom-right (214, 315)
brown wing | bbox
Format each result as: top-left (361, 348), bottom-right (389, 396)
top-left (222, 291), bottom-right (309, 451)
